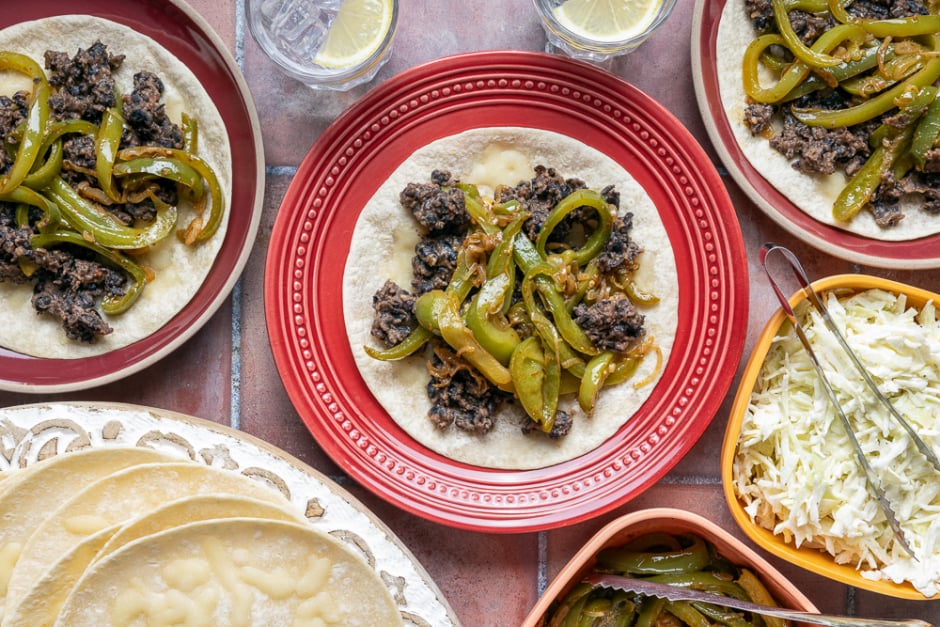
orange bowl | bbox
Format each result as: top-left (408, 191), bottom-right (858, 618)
top-left (521, 507), bottom-right (818, 626)
top-left (721, 274), bottom-right (940, 600)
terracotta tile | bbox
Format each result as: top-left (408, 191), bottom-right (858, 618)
top-left (238, 171), bottom-right (342, 473)
top-left (186, 0), bottom-right (237, 50)
top-left (0, 302), bottom-right (233, 424)
top-left (855, 590), bottom-right (939, 623)
top-left (341, 480), bottom-right (540, 627)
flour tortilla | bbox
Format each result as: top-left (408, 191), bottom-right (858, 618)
top-left (0, 15), bottom-right (232, 358)
top-left (54, 518), bottom-right (402, 626)
top-left (716, 1), bottom-right (937, 240)
top-left (0, 447), bottom-right (179, 620)
top-left (343, 127), bottom-right (679, 470)
top-left (3, 462), bottom-right (283, 620)
top-left (4, 496), bottom-right (306, 627)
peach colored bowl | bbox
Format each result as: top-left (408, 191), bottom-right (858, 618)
top-left (521, 507), bottom-right (818, 627)
top-left (721, 274), bottom-right (940, 600)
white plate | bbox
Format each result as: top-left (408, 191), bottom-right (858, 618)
top-left (0, 401), bottom-right (460, 627)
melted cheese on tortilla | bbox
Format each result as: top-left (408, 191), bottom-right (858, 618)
top-left (464, 142), bottom-right (534, 196)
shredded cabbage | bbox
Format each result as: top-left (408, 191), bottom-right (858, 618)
top-left (734, 288), bottom-right (940, 596)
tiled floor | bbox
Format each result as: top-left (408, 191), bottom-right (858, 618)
top-left (2, 1), bottom-right (940, 625)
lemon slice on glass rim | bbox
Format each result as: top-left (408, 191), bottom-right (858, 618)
top-left (314, 0), bottom-right (395, 70)
top-left (552, 0), bottom-right (664, 44)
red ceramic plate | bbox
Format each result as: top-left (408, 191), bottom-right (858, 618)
top-left (692, 0), bottom-right (940, 269)
top-left (265, 51), bottom-right (748, 532)
top-left (0, 0), bottom-right (263, 392)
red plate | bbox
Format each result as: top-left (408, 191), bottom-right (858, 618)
top-left (693, 0), bottom-right (940, 269)
top-left (0, 0), bottom-right (263, 392)
top-left (265, 51), bottom-right (748, 532)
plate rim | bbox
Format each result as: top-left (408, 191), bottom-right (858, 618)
top-left (0, 0), bottom-right (265, 393)
top-left (0, 400), bottom-right (462, 623)
top-left (691, 0), bottom-right (940, 270)
top-left (265, 50), bottom-right (749, 532)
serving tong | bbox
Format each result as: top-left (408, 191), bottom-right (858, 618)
top-left (586, 574), bottom-right (933, 627)
top-left (759, 243), bottom-right (940, 559)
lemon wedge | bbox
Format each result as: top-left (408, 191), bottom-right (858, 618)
top-left (314, 0), bottom-right (394, 69)
top-left (552, 0), bottom-right (664, 43)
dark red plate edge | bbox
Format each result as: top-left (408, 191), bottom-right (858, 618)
top-left (0, 0), bottom-right (265, 392)
top-left (265, 51), bottom-right (749, 531)
top-left (691, 0), bottom-right (940, 269)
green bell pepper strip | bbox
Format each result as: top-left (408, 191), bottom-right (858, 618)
top-left (0, 185), bottom-right (60, 233)
top-left (509, 336), bottom-right (559, 432)
top-left (535, 189), bottom-right (612, 265)
top-left (0, 52), bottom-right (50, 195)
top-left (833, 89), bottom-right (928, 221)
top-left (413, 245), bottom-right (478, 333)
top-left (525, 262), bottom-right (599, 356)
top-left (792, 40), bottom-right (940, 128)
top-left (911, 93), bottom-right (940, 169)
top-left (772, 0), bottom-right (844, 68)
top-left (547, 582), bottom-right (594, 627)
top-left (21, 139), bottom-right (63, 191)
top-left (596, 533), bottom-right (710, 575)
top-left (438, 290), bottom-right (513, 390)
top-left (690, 602), bottom-right (753, 627)
top-left (465, 272), bottom-right (520, 365)
top-left (578, 351), bottom-right (614, 414)
top-left (662, 601), bottom-right (712, 627)
top-left (833, 143), bottom-right (887, 221)
top-left (840, 53), bottom-right (924, 97)
top-left (634, 597), bottom-right (667, 627)
top-left (30, 230), bottom-right (148, 315)
top-left (465, 214), bottom-right (527, 364)
top-left (95, 106), bottom-right (125, 202)
top-left (117, 145), bottom-right (224, 243)
top-left (45, 176), bottom-right (177, 250)
top-left (604, 351), bottom-right (644, 386)
top-left (737, 569), bottom-right (787, 627)
top-left (363, 325), bottom-right (432, 361)
top-left (38, 118), bottom-right (98, 155)
top-left (743, 24), bottom-right (873, 104)
top-left (859, 15), bottom-right (940, 38)
top-left (828, 0), bottom-right (853, 24)
top-left (113, 156), bottom-right (205, 199)
top-left (485, 212), bottom-right (526, 313)
top-left (646, 572), bottom-right (751, 600)
top-left (181, 112), bottom-right (199, 153)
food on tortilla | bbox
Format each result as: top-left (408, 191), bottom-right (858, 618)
top-left (55, 518), bottom-right (401, 627)
top-left (734, 287), bottom-right (940, 597)
top-left (344, 127), bottom-right (678, 470)
top-left (0, 448), bottom-right (402, 626)
top-left (0, 15), bottom-right (231, 357)
top-left (717, 0), bottom-right (940, 240)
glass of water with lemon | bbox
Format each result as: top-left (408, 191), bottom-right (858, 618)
top-left (533, 0), bottom-right (677, 63)
top-left (248, 0), bottom-right (397, 91)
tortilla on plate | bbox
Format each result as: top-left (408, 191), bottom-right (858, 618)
top-left (343, 127), bottom-right (679, 470)
top-left (716, 0), bottom-right (939, 240)
top-left (0, 15), bottom-right (231, 358)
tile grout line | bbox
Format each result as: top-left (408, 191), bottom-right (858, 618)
top-left (230, 0), bottom-right (247, 431)
top-left (537, 531), bottom-right (549, 596)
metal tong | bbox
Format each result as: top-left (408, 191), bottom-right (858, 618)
top-left (586, 574), bottom-right (933, 627)
top-left (759, 243), bottom-right (940, 558)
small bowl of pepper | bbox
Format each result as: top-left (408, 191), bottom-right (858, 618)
top-left (521, 507), bottom-right (817, 626)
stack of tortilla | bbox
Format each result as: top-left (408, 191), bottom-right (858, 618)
top-left (0, 447), bottom-right (401, 626)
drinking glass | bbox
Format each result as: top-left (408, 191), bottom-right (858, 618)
top-left (247, 0), bottom-right (398, 91)
top-left (532, 0), bottom-right (677, 64)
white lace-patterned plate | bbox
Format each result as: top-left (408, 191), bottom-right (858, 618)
top-left (0, 402), bottom-right (459, 627)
